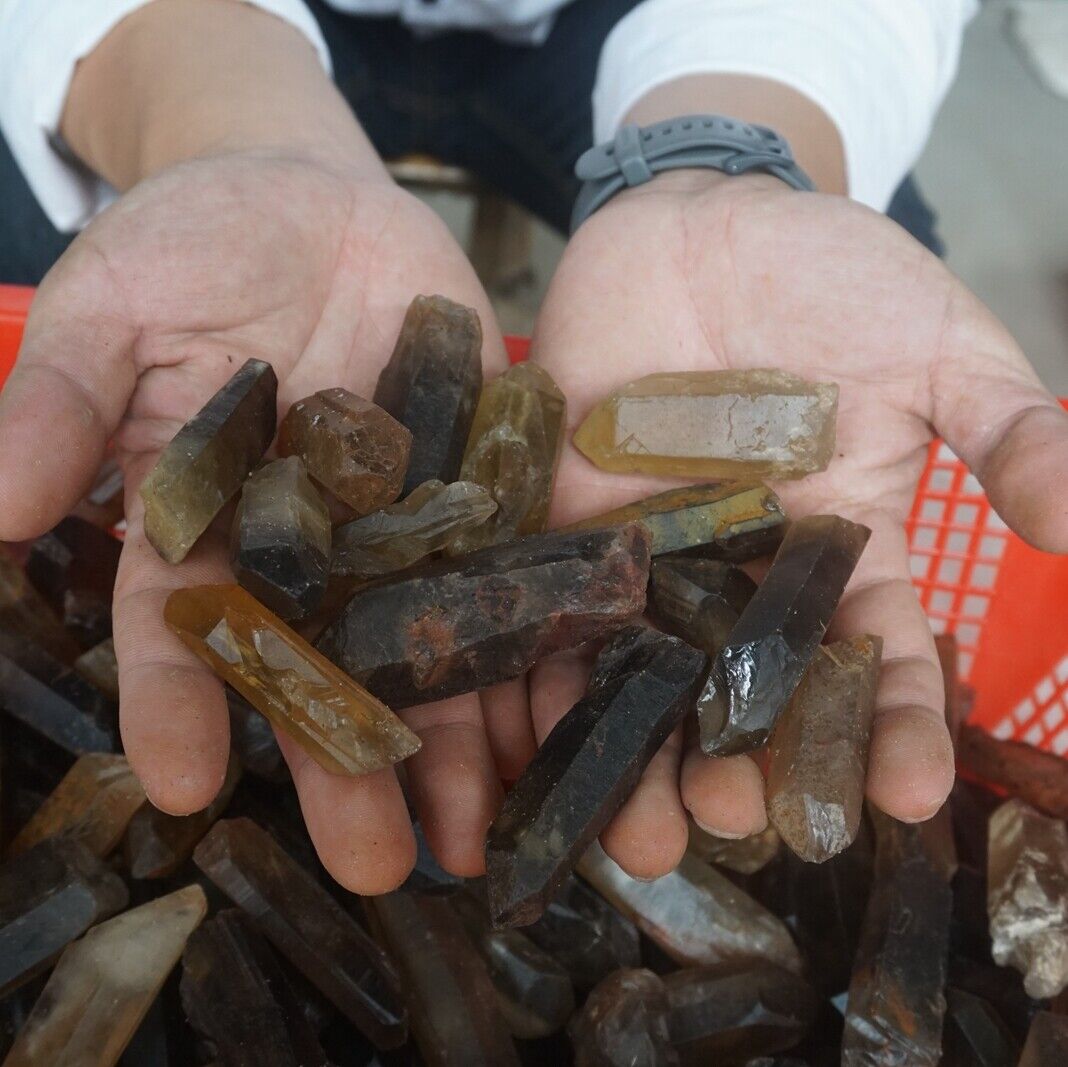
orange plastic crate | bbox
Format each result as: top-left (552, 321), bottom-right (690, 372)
top-left (4, 286), bottom-right (1067, 753)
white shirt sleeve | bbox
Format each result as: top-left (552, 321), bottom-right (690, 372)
top-left (592, 0), bottom-right (978, 211)
top-left (0, 0), bottom-right (331, 232)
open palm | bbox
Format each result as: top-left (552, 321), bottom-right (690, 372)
top-left (524, 173), bottom-right (1068, 877)
top-left (0, 151), bottom-right (512, 892)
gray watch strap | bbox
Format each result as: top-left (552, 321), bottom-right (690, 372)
top-left (571, 114), bottom-right (814, 233)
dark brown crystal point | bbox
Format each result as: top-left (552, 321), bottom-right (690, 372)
top-left (523, 874), bottom-right (641, 989)
top-left (563, 482), bottom-right (786, 560)
top-left (230, 456), bottom-right (332, 619)
top-left (841, 810), bottom-right (954, 1066)
top-left (367, 890), bottom-right (520, 1066)
top-left (766, 636), bottom-right (882, 863)
top-left (568, 968), bottom-right (678, 1067)
top-left (663, 962), bottom-right (816, 1065)
top-left (698, 515), bottom-right (870, 756)
top-left (1019, 1011), bottom-right (1068, 1066)
top-left (316, 524), bottom-right (651, 708)
top-left (958, 725), bottom-right (1068, 821)
top-left (140, 358), bottom-right (277, 564)
top-left (0, 837), bottom-right (128, 996)
top-left (278, 388), bottom-right (412, 515)
top-left (193, 817), bottom-right (407, 1049)
top-left (487, 626), bottom-right (706, 927)
top-left (0, 545), bottom-right (80, 664)
top-left (688, 821), bottom-right (781, 875)
top-left (648, 557), bottom-right (757, 654)
top-left (180, 909), bottom-right (329, 1067)
top-left (373, 294), bottom-right (483, 493)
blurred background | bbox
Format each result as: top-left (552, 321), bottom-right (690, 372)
top-left (413, 0), bottom-right (1068, 393)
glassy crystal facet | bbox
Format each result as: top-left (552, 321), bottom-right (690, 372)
top-left (487, 626), bottom-right (706, 926)
top-left (573, 370), bottom-right (838, 479)
top-left (278, 388), bottom-right (412, 515)
top-left (317, 525), bottom-right (650, 708)
top-left (448, 362), bottom-right (566, 555)
top-left (698, 515), bottom-right (870, 756)
top-left (140, 359), bottom-right (277, 564)
top-left (166, 584), bottom-right (419, 776)
top-left (373, 294), bottom-right (483, 493)
top-left (987, 798), bottom-right (1068, 999)
top-left (765, 636), bottom-right (882, 863)
top-left (194, 818), bottom-right (407, 1048)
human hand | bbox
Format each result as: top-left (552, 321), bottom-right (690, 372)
top-left (0, 151), bottom-right (512, 892)
top-left (524, 170), bottom-right (1068, 877)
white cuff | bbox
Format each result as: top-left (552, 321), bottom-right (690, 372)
top-left (0, 0), bottom-right (332, 232)
top-left (592, 0), bottom-right (977, 211)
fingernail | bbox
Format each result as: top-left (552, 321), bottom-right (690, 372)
top-left (692, 816), bottom-right (747, 840)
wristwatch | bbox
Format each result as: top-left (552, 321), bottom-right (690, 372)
top-left (571, 114), bottom-right (815, 233)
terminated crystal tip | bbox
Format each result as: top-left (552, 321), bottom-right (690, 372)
top-left (140, 358), bottom-right (277, 564)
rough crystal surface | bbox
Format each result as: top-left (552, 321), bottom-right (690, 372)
top-left (765, 636), bottom-right (882, 863)
top-left (180, 908), bottom-right (329, 1067)
top-left (277, 387), bottom-right (412, 515)
top-left (3, 884), bottom-right (206, 1067)
top-left (1019, 1011), bottom-right (1068, 1066)
top-left (140, 359), bottom-right (277, 564)
top-left (524, 874), bottom-right (641, 989)
top-left (194, 818), bottom-right (407, 1048)
top-left (0, 837), bottom-right (128, 997)
top-left (577, 843), bottom-right (802, 973)
top-left (958, 725), bottom-right (1068, 821)
top-left (373, 294), bottom-right (483, 492)
top-left (447, 362), bottom-right (566, 554)
top-left (331, 479), bottom-right (496, 580)
top-left (648, 557), bottom-right (757, 654)
top-left (564, 483), bottom-right (785, 560)
top-left (841, 810), bottom-right (954, 1066)
top-left (125, 754), bottom-right (242, 879)
top-left (317, 524), bottom-right (650, 708)
top-left (688, 821), bottom-right (781, 875)
top-left (73, 638), bottom-right (118, 701)
top-left (0, 545), bottom-right (80, 664)
top-left (487, 626), bottom-right (706, 926)
top-left (230, 457), bottom-right (331, 620)
top-left (568, 968), bottom-right (677, 1067)
top-left (698, 515), bottom-right (870, 756)
top-left (987, 798), bottom-right (1068, 999)
top-left (8, 753), bottom-right (144, 858)
top-left (663, 961), bottom-right (816, 1065)
top-left (367, 890), bottom-right (518, 1065)
top-left (573, 370), bottom-right (838, 479)
top-left (166, 584), bottom-right (419, 776)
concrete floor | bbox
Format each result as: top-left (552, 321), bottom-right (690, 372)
top-left (425, 1), bottom-right (1068, 394)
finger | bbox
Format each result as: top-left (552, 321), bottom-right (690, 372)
top-left (480, 679), bottom-right (536, 782)
top-left (275, 732), bottom-right (416, 895)
top-left (529, 648), bottom-right (688, 879)
top-left (679, 745), bottom-right (768, 839)
top-left (401, 693), bottom-right (503, 878)
top-left (826, 513), bottom-right (954, 822)
top-left (0, 246), bottom-right (138, 539)
top-left (932, 304), bottom-right (1068, 551)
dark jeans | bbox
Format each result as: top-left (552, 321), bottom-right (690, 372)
top-left (0, 0), bottom-right (942, 284)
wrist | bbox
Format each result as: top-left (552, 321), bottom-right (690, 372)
top-left (61, 0), bottom-right (385, 190)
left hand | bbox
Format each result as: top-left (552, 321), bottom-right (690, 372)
top-left (512, 170), bottom-right (1068, 878)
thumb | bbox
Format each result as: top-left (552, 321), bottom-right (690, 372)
top-left (0, 248), bottom-right (138, 540)
top-left (932, 299), bottom-right (1068, 553)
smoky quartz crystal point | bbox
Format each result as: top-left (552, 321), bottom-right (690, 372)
top-left (194, 818), bottom-right (407, 1049)
top-left (317, 524), bottom-right (651, 708)
top-left (140, 358), bottom-right (277, 564)
top-left (987, 798), bottom-right (1068, 999)
top-left (278, 387), bottom-right (412, 515)
top-left (166, 584), bottom-right (419, 776)
top-left (698, 514), bottom-right (870, 756)
top-left (687, 821), bottom-right (781, 875)
top-left (448, 362), bottom-right (567, 555)
top-left (73, 638), bottom-right (118, 700)
top-left (0, 545), bottom-right (81, 664)
top-left (487, 626), bottom-right (706, 927)
top-left (230, 456), bottom-right (331, 620)
top-left (573, 370), bottom-right (838, 479)
top-left (765, 635), bottom-right (882, 863)
top-left (373, 294), bottom-right (483, 492)
top-left (564, 482), bottom-right (786, 560)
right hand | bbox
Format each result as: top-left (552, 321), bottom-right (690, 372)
top-left (0, 150), bottom-right (523, 893)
